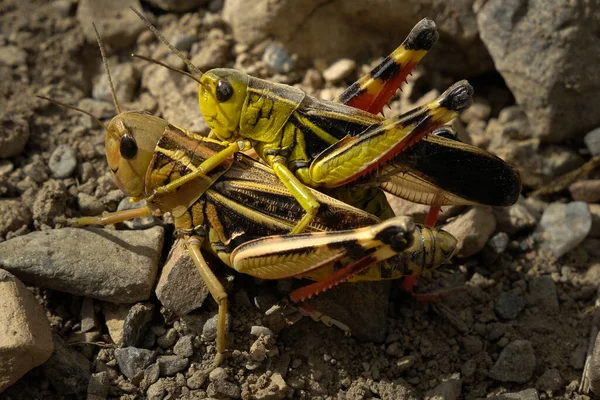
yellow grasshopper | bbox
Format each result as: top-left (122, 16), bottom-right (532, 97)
top-left (131, 8), bottom-right (487, 234)
top-left (40, 25), bottom-right (458, 370)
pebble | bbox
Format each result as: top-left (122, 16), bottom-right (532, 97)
top-left (102, 303), bottom-right (129, 346)
top-left (0, 114), bottom-right (29, 158)
top-left (23, 158), bottom-right (49, 183)
top-left (527, 276), bottom-right (559, 314)
top-left (157, 327), bottom-right (178, 349)
top-left (157, 355), bottom-right (189, 376)
top-left (536, 202), bottom-right (591, 258)
top-left (116, 197), bottom-right (157, 230)
top-left (146, 379), bottom-right (167, 399)
top-left (187, 370), bottom-right (207, 389)
top-left (482, 232), bottom-right (510, 264)
top-left (115, 347), bottom-right (157, 380)
top-left (156, 241), bottom-right (209, 316)
top-left (584, 127), bottom-right (600, 156)
top-left (77, 192), bottom-right (105, 216)
top-left (209, 367), bottom-right (228, 382)
top-left (0, 45), bottom-right (27, 67)
top-left (489, 340), bottom-right (536, 383)
top-left (424, 373), bottom-right (462, 400)
top-left (323, 59), bottom-right (356, 82)
top-left (207, 379), bottom-right (241, 399)
top-left (262, 43), bottom-right (295, 73)
top-left (0, 199), bottom-right (32, 238)
top-left (122, 303), bottom-right (154, 347)
top-left (88, 371), bottom-right (111, 399)
top-left (43, 334), bottom-right (91, 396)
top-left (488, 389), bottom-right (540, 400)
top-left (173, 335), bottom-right (194, 358)
top-left (0, 227), bottom-right (164, 303)
top-left (493, 198), bottom-right (539, 235)
top-left (442, 206), bottom-right (497, 257)
top-left (32, 180), bottom-right (68, 228)
top-left (495, 293), bottom-right (527, 320)
top-left (93, 62), bottom-right (138, 104)
top-left (250, 326), bottom-right (274, 338)
top-left (535, 368), bottom-right (563, 393)
top-left (48, 144), bottom-right (78, 178)
top-left (0, 270), bottom-right (54, 392)
top-left (570, 180), bottom-right (600, 203)
top-left (80, 297), bottom-right (97, 333)
top-left (144, 362), bottom-right (160, 386)
top-left (203, 312), bottom-right (231, 342)
top-left (385, 342), bottom-right (403, 358)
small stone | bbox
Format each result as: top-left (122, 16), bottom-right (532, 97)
top-left (442, 207), bottom-right (496, 257)
top-left (528, 276), bottom-right (559, 315)
top-left (77, 193), bottom-right (104, 216)
top-left (535, 368), bottom-right (563, 393)
top-left (146, 379), bottom-right (167, 399)
top-left (114, 347), bottom-right (157, 380)
top-left (0, 115), bottom-right (29, 158)
top-left (250, 326), bottom-right (273, 338)
top-left (262, 43), bottom-right (295, 74)
top-left (0, 199), bottom-right (32, 238)
top-left (584, 128), bottom-right (600, 156)
top-left (536, 202), bottom-right (591, 258)
top-left (157, 327), bottom-right (178, 349)
top-left (93, 62), bottom-right (139, 104)
top-left (32, 180), bottom-right (68, 228)
top-left (48, 144), bottom-right (77, 178)
top-left (462, 336), bottom-right (483, 355)
top-left (156, 241), bottom-right (209, 316)
top-left (23, 159), bottom-right (49, 183)
top-left (482, 232), bottom-right (510, 264)
top-left (570, 343), bottom-right (587, 369)
top-left (103, 303), bottom-right (129, 345)
top-left (187, 370), bottom-right (207, 389)
top-left (123, 303), bottom-right (154, 347)
top-left (207, 379), bottom-right (241, 399)
top-left (323, 59), bottom-right (356, 82)
top-left (203, 313), bottom-right (231, 342)
top-left (88, 371), bottom-right (111, 398)
top-left (424, 373), bottom-right (462, 400)
top-left (157, 355), bottom-right (189, 376)
top-left (0, 45), bottom-right (27, 67)
top-left (189, 29), bottom-right (231, 72)
top-left (489, 340), bottom-right (536, 383)
top-left (209, 367), bottom-right (228, 382)
top-left (396, 355), bottom-right (417, 373)
top-left (495, 293), bottom-right (527, 320)
top-left (385, 342), bottom-right (403, 358)
top-left (493, 198), bottom-right (539, 235)
top-left (144, 362), bottom-right (160, 386)
top-left (0, 270), bottom-right (54, 392)
top-left (302, 68), bottom-right (324, 90)
top-left (80, 297), bottom-right (97, 333)
top-left (173, 335), bottom-right (194, 358)
top-left (44, 334), bottom-right (91, 396)
top-left (0, 227), bottom-right (164, 303)
top-left (570, 180), bottom-right (600, 203)
top-left (77, 98), bottom-right (114, 128)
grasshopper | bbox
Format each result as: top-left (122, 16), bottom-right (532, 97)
top-left (40, 25), bottom-right (458, 369)
top-left (131, 8), bottom-right (484, 234)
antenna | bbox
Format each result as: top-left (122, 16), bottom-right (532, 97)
top-left (132, 53), bottom-right (202, 84)
top-left (92, 23), bottom-right (121, 114)
top-left (130, 6), bottom-right (204, 79)
top-left (37, 95), bottom-right (108, 131)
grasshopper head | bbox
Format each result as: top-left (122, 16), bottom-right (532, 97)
top-left (198, 68), bottom-right (248, 140)
top-left (105, 111), bottom-right (168, 198)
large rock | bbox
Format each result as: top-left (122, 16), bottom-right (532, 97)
top-left (0, 227), bottom-right (164, 303)
top-left (223, 0), bottom-right (492, 77)
top-left (0, 270), bottom-right (54, 393)
top-left (477, 0), bottom-right (600, 142)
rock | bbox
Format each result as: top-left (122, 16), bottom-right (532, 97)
top-left (0, 199), bottom-right (32, 238)
top-left (48, 144), bottom-right (77, 178)
top-left (114, 347), bottom-right (157, 380)
top-left (570, 180), bottom-right (600, 203)
top-left (44, 334), bottom-right (91, 396)
top-left (32, 180), bottom-right (68, 229)
top-left (585, 128), bottom-right (600, 156)
top-left (103, 303), bottom-right (129, 345)
top-left (0, 114), bottom-right (29, 158)
top-left (250, 372), bottom-right (290, 400)
top-left (207, 379), bottom-right (241, 399)
top-left (527, 276), bottom-right (559, 315)
top-left (156, 327), bottom-right (178, 349)
top-left (190, 28), bottom-right (231, 72)
top-left (187, 369), bottom-right (207, 389)
top-left (489, 340), bottom-right (536, 383)
top-left (442, 207), bottom-right (496, 257)
top-left (77, 98), bottom-right (115, 128)
top-left (0, 227), bottom-right (164, 303)
top-left (0, 270), bottom-right (54, 392)
top-left (88, 371), bottom-right (111, 399)
top-left (145, 0), bottom-right (208, 12)
top-left (122, 303), bottom-right (154, 347)
top-left (476, 0), bottom-right (600, 143)
top-left (80, 297), bottom-right (97, 333)
top-left (535, 368), bottom-right (563, 393)
top-left (223, 0), bottom-right (491, 77)
top-left (77, 192), bottom-right (105, 216)
top-left (144, 362), bottom-right (160, 386)
top-left (323, 59), bottom-right (356, 82)
top-left (173, 335), bottom-right (194, 358)
top-left (146, 379), bottom-right (167, 398)
top-left (76, 0), bottom-right (145, 51)
top-left (209, 367), bottom-right (228, 382)
top-left (202, 313), bottom-right (231, 342)
top-left (589, 332), bottom-right (600, 394)
top-left (424, 373), bottom-right (462, 400)
top-left (157, 355), bottom-right (189, 376)
top-left (262, 43), bottom-right (295, 74)
top-left (495, 293), bottom-right (527, 320)
top-left (0, 45), bottom-right (27, 67)
top-left (250, 326), bottom-right (274, 338)
top-left (93, 62), bottom-right (139, 104)
top-left (536, 202), bottom-right (591, 258)
top-left (493, 197), bottom-right (539, 235)
top-left (488, 389), bottom-right (540, 400)
top-left (23, 158), bottom-right (49, 183)
top-left (156, 241), bottom-right (209, 316)
top-left (481, 232), bottom-right (510, 264)
top-left (589, 204), bottom-right (600, 238)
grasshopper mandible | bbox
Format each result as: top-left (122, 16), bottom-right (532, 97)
top-left (131, 8), bottom-right (480, 234)
top-left (40, 25), bottom-right (458, 370)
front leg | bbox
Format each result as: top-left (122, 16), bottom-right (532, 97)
top-left (72, 206), bottom-right (152, 226)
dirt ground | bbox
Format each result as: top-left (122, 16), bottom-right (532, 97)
top-left (1, 1), bottom-right (598, 399)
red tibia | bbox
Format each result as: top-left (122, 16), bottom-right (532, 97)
top-left (425, 205), bottom-right (441, 227)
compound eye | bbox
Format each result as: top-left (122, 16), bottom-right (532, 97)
top-left (120, 134), bottom-right (138, 159)
top-left (216, 79), bottom-right (234, 102)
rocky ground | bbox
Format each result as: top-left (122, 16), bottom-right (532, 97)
top-left (1, 0), bottom-right (600, 399)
